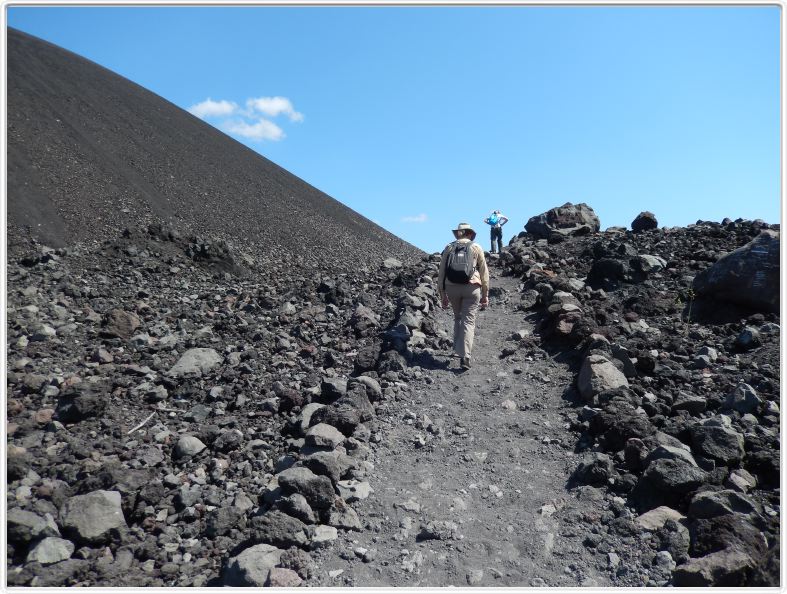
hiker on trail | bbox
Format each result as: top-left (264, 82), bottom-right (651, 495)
top-left (484, 209), bottom-right (509, 254)
top-left (438, 222), bottom-right (489, 370)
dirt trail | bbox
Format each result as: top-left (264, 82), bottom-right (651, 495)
top-left (310, 268), bottom-right (612, 587)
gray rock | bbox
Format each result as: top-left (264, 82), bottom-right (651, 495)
top-left (735, 326), bottom-right (762, 351)
top-left (30, 324), bottom-right (57, 342)
top-left (247, 510), bottom-right (310, 548)
top-left (60, 490), bottom-right (126, 544)
top-left (326, 501), bottom-right (362, 531)
top-left (336, 480), bottom-right (372, 502)
top-left (632, 211), bottom-right (658, 233)
top-left (7, 509), bottom-right (59, 544)
top-left (697, 346), bottom-right (718, 361)
top-left (688, 489), bottom-right (759, 519)
top-left (635, 254), bottom-right (667, 274)
top-left (725, 469), bottom-right (757, 493)
top-left (267, 567), bottom-right (303, 587)
top-left (382, 257), bottom-right (403, 269)
top-left (321, 377), bottom-right (347, 400)
top-left (645, 445), bottom-right (698, 468)
top-left (205, 506), bottom-right (245, 537)
top-left (670, 391), bottom-right (707, 415)
top-left (311, 387), bottom-right (374, 435)
top-left (724, 383), bottom-right (761, 414)
top-left (573, 452), bottom-right (617, 487)
top-left (418, 520), bottom-right (460, 541)
top-left (173, 435), bottom-right (206, 459)
top-left (348, 376), bottom-right (382, 401)
top-left (642, 458), bottom-right (707, 494)
top-left (55, 384), bottom-right (107, 423)
top-left (305, 423), bottom-right (345, 449)
top-left (690, 424), bottom-right (745, 464)
top-left (303, 450), bottom-right (342, 484)
top-left (297, 403), bottom-right (325, 436)
top-left (672, 548), bottom-right (754, 586)
top-left (525, 202), bottom-right (601, 239)
top-left (277, 494), bottom-right (317, 524)
top-left (577, 354), bottom-right (629, 401)
top-left (167, 348), bottom-right (222, 377)
top-left (26, 537), bottom-right (75, 565)
top-left (467, 569), bottom-right (484, 586)
top-left (277, 466), bottom-right (336, 511)
top-left (224, 543), bottom-right (283, 586)
top-left (635, 506), bottom-right (686, 531)
top-left (102, 309), bottom-right (141, 339)
top-left (693, 229), bottom-right (779, 313)
top-left (308, 524), bottom-right (338, 549)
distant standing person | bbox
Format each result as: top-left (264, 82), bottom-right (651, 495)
top-left (438, 223), bottom-right (489, 370)
top-left (484, 209), bottom-right (509, 254)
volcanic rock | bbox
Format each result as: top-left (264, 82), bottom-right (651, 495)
top-left (305, 423), bottom-right (345, 449)
top-left (690, 422), bottom-right (745, 465)
top-left (693, 230), bottom-right (779, 313)
top-left (631, 211), bottom-right (658, 233)
top-left (672, 549), bottom-right (754, 586)
top-left (167, 348), bottom-right (223, 377)
top-left (525, 202), bottom-right (601, 239)
top-left (276, 466), bottom-right (336, 511)
top-left (247, 510), bottom-right (310, 549)
top-left (173, 435), bottom-right (207, 459)
top-left (60, 490), bottom-right (126, 544)
top-left (687, 489), bottom-right (759, 519)
top-left (224, 543), bottom-right (283, 587)
top-left (7, 509), bottom-right (60, 544)
top-left (577, 354), bottom-right (629, 401)
top-left (101, 309), bottom-right (140, 339)
top-left (641, 458), bottom-right (707, 494)
top-left (26, 537), bottom-right (75, 565)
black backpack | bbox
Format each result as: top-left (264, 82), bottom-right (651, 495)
top-left (445, 241), bottom-right (476, 284)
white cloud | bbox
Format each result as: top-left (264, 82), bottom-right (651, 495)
top-left (188, 98), bottom-right (238, 119)
top-left (224, 118), bottom-right (284, 141)
top-left (246, 96), bottom-right (304, 122)
top-left (190, 95), bottom-right (303, 142)
top-left (402, 213), bottom-right (428, 223)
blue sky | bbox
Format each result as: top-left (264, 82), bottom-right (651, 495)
top-left (7, 5), bottom-right (781, 253)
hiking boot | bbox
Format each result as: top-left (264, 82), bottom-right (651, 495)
top-left (461, 356), bottom-right (471, 370)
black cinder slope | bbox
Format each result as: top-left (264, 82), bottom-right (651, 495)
top-left (7, 28), bottom-right (422, 269)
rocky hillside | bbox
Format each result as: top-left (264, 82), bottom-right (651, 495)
top-left (6, 28), bottom-right (422, 270)
top-left (498, 204), bottom-right (780, 586)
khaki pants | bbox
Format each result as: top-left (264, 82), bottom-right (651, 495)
top-left (445, 282), bottom-right (481, 359)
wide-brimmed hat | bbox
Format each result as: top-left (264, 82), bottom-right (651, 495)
top-left (452, 222), bottom-right (476, 239)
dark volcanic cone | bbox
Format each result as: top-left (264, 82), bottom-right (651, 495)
top-left (7, 28), bottom-right (422, 270)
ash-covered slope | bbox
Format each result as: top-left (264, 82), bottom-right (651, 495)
top-left (6, 28), bottom-right (422, 269)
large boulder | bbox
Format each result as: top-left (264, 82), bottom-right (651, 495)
top-left (631, 211), bottom-right (658, 233)
top-left (525, 202), bottom-right (600, 239)
top-left (693, 230), bottom-right (779, 313)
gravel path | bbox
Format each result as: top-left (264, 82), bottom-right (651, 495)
top-left (308, 269), bottom-right (610, 587)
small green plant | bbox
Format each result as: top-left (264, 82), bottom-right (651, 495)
top-left (684, 289), bottom-right (695, 336)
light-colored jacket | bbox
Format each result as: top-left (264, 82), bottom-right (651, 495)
top-left (438, 238), bottom-right (489, 301)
